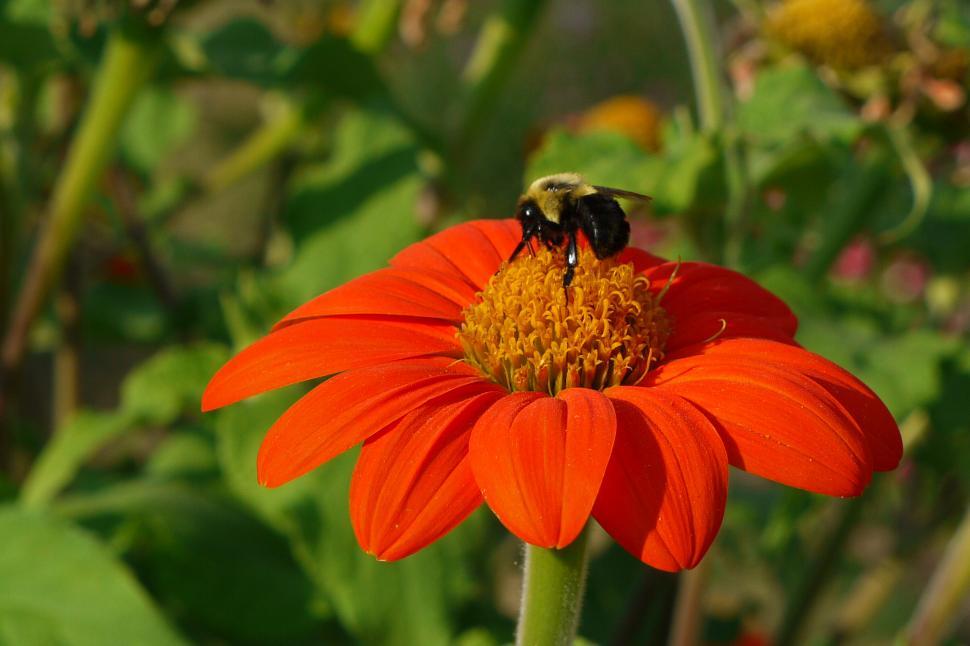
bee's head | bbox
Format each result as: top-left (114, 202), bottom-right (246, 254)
top-left (515, 198), bottom-right (543, 225)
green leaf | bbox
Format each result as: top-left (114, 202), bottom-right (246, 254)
top-left (738, 64), bottom-right (861, 146)
top-left (132, 489), bottom-right (328, 644)
top-left (935, 0), bottom-right (970, 47)
top-left (909, 182), bottom-right (970, 273)
top-left (200, 19), bottom-right (290, 85)
top-left (20, 344), bottom-right (227, 508)
top-left (0, 506), bottom-right (186, 646)
top-left (0, 14), bottom-right (56, 70)
top-left (921, 347), bottom-right (970, 492)
top-left (120, 343), bottom-right (229, 425)
top-left (274, 109), bottom-right (425, 304)
top-left (19, 411), bottom-right (130, 509)
top-left (82, 283), bottom-right (167, 343)
top-left (120, 85), bottom-right (196, 173)
top-left (214, 109), bottom-right (426, 338)
top-left (53, 474), bottom-right (328, 644)
top-left (145, 431), bottom-right (217, 479)
top-left (215, 390), bottom-right (487, 646)
top-left (286, 35), bottom-right (392, 104)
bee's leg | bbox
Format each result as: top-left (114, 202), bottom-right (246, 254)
top-left (508, 239), bottom-right (528, 262)
top-left (563, 232), bottom-right (579, 288)
top-left (508, 225), bottom-right (537, 263)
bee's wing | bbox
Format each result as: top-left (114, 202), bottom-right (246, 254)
top-left (592, 186), bottom-right (653, 202)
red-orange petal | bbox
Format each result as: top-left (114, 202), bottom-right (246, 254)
top-left (256, 358), bottom-right (502, 487)
top-left (273, 267), bottom-right (477, 330)
top-left (595, 387), bottom-right (728, 571)
top-left (391, 219), bottom-right (521, 290)
top-left (666, 338), bottom-right (902, 471)
top-left (617, 246), bottom-right (667, 273)
top-left (201, 317), bottom-right (461, 411)
top-left (350, 390), bottom-right (502, 561)
top-left (646, 262), bottom-right (799, 351)
top-left (648, 358), bottom-right (873, 496)
top-left (469, 389), bottom-right (616, 548)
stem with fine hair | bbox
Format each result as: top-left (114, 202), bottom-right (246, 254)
top-left (516, 528), bottom-right (590, 646)
top-left (0, 21), bottom-right (161, 384)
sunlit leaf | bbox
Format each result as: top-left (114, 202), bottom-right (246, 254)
top-left (201, 19), bottom-right (290, 85)
top-left (215, 390), bottom-right (488, 646)
top-left (738, 64), bottom-right (861, 145)
top-left (19, 411), bottom-right (130, 508)
top-left (120, 343), bottom-right (229, 425)
top-left (121, 85), bottom-right (197, 173)
top-left (0, 506), bottom-right (186, 646)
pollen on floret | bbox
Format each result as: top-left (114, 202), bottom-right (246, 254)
top-left (457, 247), bottom-right (670, 395)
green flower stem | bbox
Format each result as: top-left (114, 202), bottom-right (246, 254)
top-left (201, 1), bottom-right (401, 197)
top-left (350, 0), bottom-right (402, 54)
top-left (668, 557), bottom-right (710, 646)
top-left (776, 496), bottom-right (864, 645)
top-left (670, 0), bottom-right (750, 267)
top-left (516, 528), bottom-right (590, 646)
top-left (201, 97), bottom-right (304, 194)
top-left (774, 405), bottom-right (930, 645)
top-left (670, 0), bottom-right (724, 132)
top-left (1, 22), bottom-right (160, 378)
top-left (905, 505), bottom-right (970, 644)
top-left (879, 122), bottom-right (932, 244)
top-left (830, 557), bottom-right (903, 640)
top-left (456, 0), bottom-right (548, 153)
top-left (804, 142), bottom-right (891, 282)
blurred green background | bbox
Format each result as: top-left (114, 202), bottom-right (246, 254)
top-left (1, 0), bottom-right (969, 644)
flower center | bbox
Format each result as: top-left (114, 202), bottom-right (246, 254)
top-left (457, 247), bottom-right (670, 395)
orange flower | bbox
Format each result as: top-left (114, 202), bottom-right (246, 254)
top-left (202, 220), bottom-right (902, 569)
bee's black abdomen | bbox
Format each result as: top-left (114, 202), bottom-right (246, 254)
top-left (576, 194), bottom-right (630, 259)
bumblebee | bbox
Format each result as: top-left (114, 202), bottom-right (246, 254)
top-left (509, 173), bottom-right (651, 287)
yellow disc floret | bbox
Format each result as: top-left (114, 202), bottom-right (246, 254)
top-left (765, 0), bottom-right (893, 70)
top-left (458, 248), bottom-right (670, 395)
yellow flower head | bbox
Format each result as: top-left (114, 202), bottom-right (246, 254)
top-left (765, 0), bottom-right (893, 70)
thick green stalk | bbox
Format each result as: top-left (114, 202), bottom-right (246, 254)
top-left (516, 529), bottom-right (590, 646)
top-left (1, 23), bottom-right (160, 376)
top-left (904, 505), bottom-right (970, 645)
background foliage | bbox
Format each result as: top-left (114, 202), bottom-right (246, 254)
top-left (1, 0), bottom-right (969, 644)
